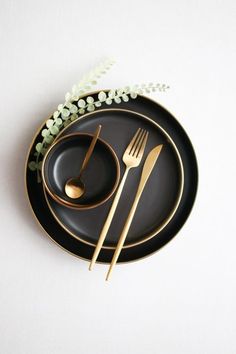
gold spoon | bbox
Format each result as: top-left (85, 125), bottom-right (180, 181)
top-left (64, 125), bottom-right (102, 199)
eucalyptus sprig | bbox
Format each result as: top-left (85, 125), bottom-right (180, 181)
top-left (28, 60), bottom-right (169, 182)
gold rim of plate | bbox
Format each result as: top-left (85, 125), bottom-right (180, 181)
top-left (24, 92), bottom-right (186, 263)
top-left (43, 108), bottom-right (184, 250)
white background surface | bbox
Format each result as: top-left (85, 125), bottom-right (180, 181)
top-left (0, 1), bottom-right (235, 353)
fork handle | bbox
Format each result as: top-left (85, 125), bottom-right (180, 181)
top-left (105, 188), bottom-right (142, 281)
top-left (89, 166), bottom-right (130, 270)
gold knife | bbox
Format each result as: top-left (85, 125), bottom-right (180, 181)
top-left (106, 144), bottom-right (163, 281)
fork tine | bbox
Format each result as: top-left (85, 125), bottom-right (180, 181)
top-left (132, 129), bottom-right (146, 156)
top-left (136, 131), bottom-right (149, 158)
top-left (127, 128), bottom-right (142, 154)
top-left (130, 129), bottom-right (145, 155)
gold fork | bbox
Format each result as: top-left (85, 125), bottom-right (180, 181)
top-left (89, 128), bottom-right (149, 270)
top-left (106, 144), bottom-right (163, 280)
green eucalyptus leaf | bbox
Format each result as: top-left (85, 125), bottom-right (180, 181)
top-left (87, 104), bottom-right (95, 112)
top-left (86, 96), bottom-right (94, 104)
top-left (58, 104), bottom-right (64, 112)
top-left (41, 129), bottom-right (50, 137)
top-left (114, 96), bottom-right (121, 104)
top-left (78, 108), bottom-right (85, 114)
top-left (130, 92), bottom-right (138, 99)
top-left (46, 119), bottom-right (54, 128)
top-left (61, 114), bottom-right (69, 121)
top-left (78, 99), bottom-right (86, 108)
top-left (70, 113), bottom-right (78, 121)
top-left (45, 135), bottom-right (54, 144)
top-left (69, 104), bottom-right (78, 113)
top-left (50, 125), bottom-right (59, 135)
top-left (122, 94), bottom-right (129, 102)
top-left (28, 161), bottom-right (37, 171)
top-left (98, 91), bottom-right (106, 102)
top-left (105, 98), bottom-right (112, 105)
top-left (55, 118), bottom-right (63, 126)
top-left (35, 142), bottom-right (43, 152)
top-left (108, 90), bottom-right (115, 98)
top-left (53, 111), bottom-right (60, 119)
top-left (41, 148), bottom-right (47, 156)
top-left (61, 108), bottom-right (70, 117)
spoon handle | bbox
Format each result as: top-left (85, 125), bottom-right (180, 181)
top-left (78, 125), bottom-right (102, 178)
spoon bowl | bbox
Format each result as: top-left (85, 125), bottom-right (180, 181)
top-left (65, 178), bottom-right (85, 199)
top-left (64, 125), bottom-right (101, 200)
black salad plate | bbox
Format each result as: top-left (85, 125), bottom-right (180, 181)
top-left (45, 109), bottom-right (184, 250)
top-left (26, 94), bottom-right (198, 263)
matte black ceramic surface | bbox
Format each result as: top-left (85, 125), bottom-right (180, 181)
top-left (45, 110), bottom-right (184, 249)
top-left (42, 133), bottom-right (120, 209)
top-left (26, 94), bottom-right (198, 263)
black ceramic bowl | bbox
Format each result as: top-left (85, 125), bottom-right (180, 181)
top-left (42, 133), bottom-right (120, 209)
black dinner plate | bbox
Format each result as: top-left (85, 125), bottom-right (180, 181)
top-left (45, 109), bottom-right (184, 249)
top-left (25, 94), bottom-right (198, 263)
